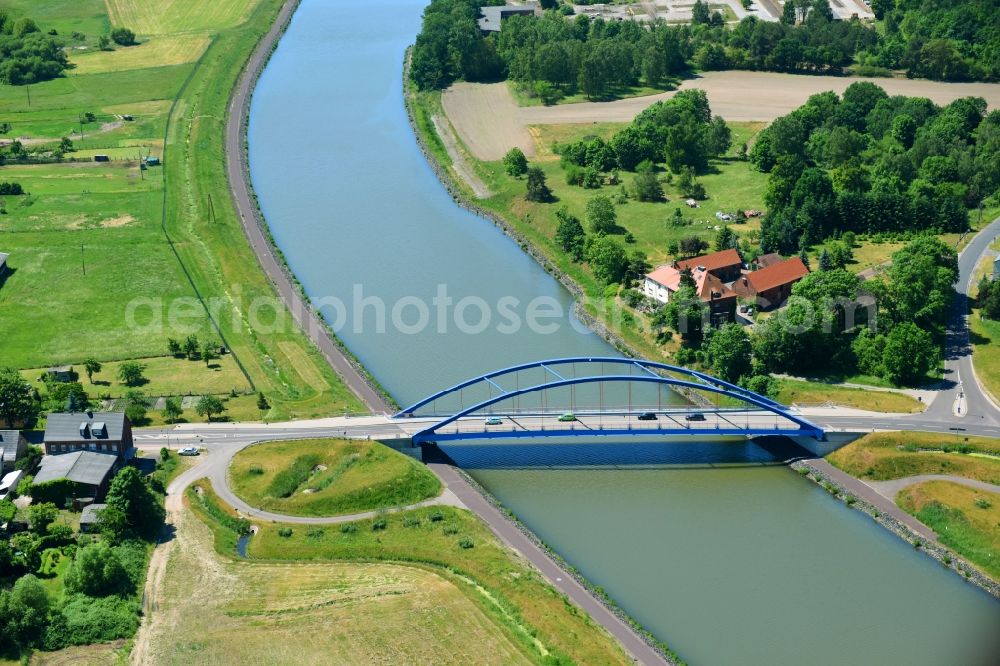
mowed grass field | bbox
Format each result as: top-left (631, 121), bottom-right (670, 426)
top-left (183, 482), bottom-right (630, 665)
top-left (144, 490), bottom-right (540, 666)
top-left (898, 481), bottom-right (1000, 580)
top-left (0, 0), bottom-right (365, 418)
top-left (229, 439), bottom-right (441, 516)
top-left (828, 431), bottom-right (1000, 484)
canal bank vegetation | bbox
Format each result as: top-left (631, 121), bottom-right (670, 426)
top-left (228, 439), bottom-right (441, 517)
top-left (828, 431), bottom-right (1000, 485)
top-left (185, 480), bottom-right (632, 665)
top-left (898, 480), bottom-right (1000, 581)
top-left (0, 0), bottom-right (364, 421)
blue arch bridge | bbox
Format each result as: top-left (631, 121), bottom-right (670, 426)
top-left (394, 357), bottom-right (824, 446)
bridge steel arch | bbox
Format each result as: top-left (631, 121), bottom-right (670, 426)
top-left (397, 357), bottom-right (785, 418)
top-left (404, 372), bottom-right (825, 445)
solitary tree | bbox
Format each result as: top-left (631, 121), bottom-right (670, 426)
top-left (256, 392), bottom-right (270, 419)
top-left (123, 390), bottom-right (147, 424)
top-left (0, 368), bottom-right (38, 427)
top-left (525, 166), bottom-right (552, 202)
top-left (163, 397), bottom-right (182, 424)
top-left (183, 335), bottom-right (200, 360)
top-left (167, 338), bottom-right (182, 356)
top-left (195, 395), bottom-right (225, 422)
top-left (109, 27), bottom-right (136, 46)
top-left (201, 341), bottom-right (218, 367)
top-left (554, 207), bottom-right (586, 261)
top-left (586, 195), bottom-right (617, 234)
top-left (117, 361), bottom-right (145, 387)
top-left (502, 147), bottom-right (528, 177)
top-left (83, 358), bottom-right (102, 383)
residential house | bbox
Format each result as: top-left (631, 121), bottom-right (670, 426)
top-left (675, 248), bottom-right (744, 283)
top-left (32, 450), bottom-right (119, 502)
top-left (0, 430), bottom-right (26, 472)
top-left (478, 4), bottom-right (536, 32)
top-left (732, 256), bottom-right (810, 309)
top-left (43, 411), bottom-right (134, 460)
top-left (643, 264), bottom-right (737, 325)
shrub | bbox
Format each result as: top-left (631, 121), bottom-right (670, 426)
top-left (109, 27), bottom-right (136, 46)
top-left (458, 537), bottom-right (475, 549)
top-left (845, 495), bottom-right (857, 505)
top-left (267, 454), bottom-right (322, 498)
top-left (974, 498), bottom-right (992, 509)
top-left (277, 527), bottom-right (293, 538)
top-left (402, 516), bottom-right (421, 528)
top-left (339, 523), bottom-right (358, 534)
top-left (428, 510), bottom-right (444, 522)
top-left (372, 518), bottom-right (387, 531)
top-left (248, 465), bottom-right (264, 476)
top-left (306, 528), bottom-right (324, 539)
top-left (442, 525), bottom-right (458, 536)
top-left (0, 181), bottom-right (24, 195)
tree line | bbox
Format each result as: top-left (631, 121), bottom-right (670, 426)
top-left (409, 0), bottom-right (998, 99)
top-left (754, 82), bottom-right (997, 255)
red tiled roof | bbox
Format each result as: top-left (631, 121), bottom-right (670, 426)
top-left (747, 257), bottom-right (809, 293)
top-left (676, 248), bottom-right (742, 274)
top-left (645, 265), bottom-right (735, 302)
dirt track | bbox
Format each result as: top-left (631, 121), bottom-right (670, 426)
top-left (442, 71), bottom-right (1000, 160)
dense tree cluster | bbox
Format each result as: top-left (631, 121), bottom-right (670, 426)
top-left (754, 83), bottom-right (995, 254)
top-left (557, 90), bottom-right (731, 174)
top-left (410, 1), bottom-right (998, 97)
top-left (864, 0), bottom-right (1000, 81)
top-left (0, 12), bottom-right (69, 85)
top-left (753, 237), bottom-right (955, 384)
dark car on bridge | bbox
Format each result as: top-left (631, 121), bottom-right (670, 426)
top-left (637, 412), bottom-right (657, 421)
top-left (685, 413), bottom-right (706, 422)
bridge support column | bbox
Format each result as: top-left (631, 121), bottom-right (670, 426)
top-left (419, 441), bottom-right (455, 465)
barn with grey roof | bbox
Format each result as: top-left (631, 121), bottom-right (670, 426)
top-left (33, 450), bottom-right (119, 501)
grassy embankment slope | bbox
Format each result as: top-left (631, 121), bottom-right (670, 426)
top-left (229, 439), bottom-right (442, 516)
top-left (0, 0), bottom-right (363, 420)
top-left (970, 244), bottom-right (1000, 406)
top-left (410, 88), bottom-right (922, 411)
top-left (179, 481), bottom-right (631, 665)
top-left (829, 431), bottom-right (1000, 579)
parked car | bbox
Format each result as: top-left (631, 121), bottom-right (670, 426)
top-left (178, 447), bottom-right (200, 456)
top-left (637, 412), bottom-right (657, 421)
top-left (484, 417), bottom-right (503, 426)
top-left (684, 413), bottom-right (706, 422)
top-left (558, 412), bottom-right (577, 422)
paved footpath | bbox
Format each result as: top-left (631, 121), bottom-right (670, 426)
top-left (225, 0), bottom-right (390, 414)
top-left (429, 463), bottom-right (672, 666)
top-left (867, 474), bottom-right (1000, 500)
top-left (802, 459), bottom-right (938, 543)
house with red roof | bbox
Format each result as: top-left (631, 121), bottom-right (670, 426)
top-left (643, 264), bottom-right (737, 325)
top-left (675, 248), bottom-right (743, 283)
top-left (732, 256), bottom-right (809, 309)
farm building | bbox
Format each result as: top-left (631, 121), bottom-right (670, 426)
top-left (33, 450), bottom-right (119, 503)
top-left (478, 4), bottom-right (536, 32)
top-left (732, 256), bottom-right (809, 309)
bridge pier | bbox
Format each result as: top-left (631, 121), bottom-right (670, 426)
top-left (419, 441), bottom-right (456, 465)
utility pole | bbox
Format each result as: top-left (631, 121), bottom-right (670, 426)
top-left (80, 243), bottom-right (86, 276)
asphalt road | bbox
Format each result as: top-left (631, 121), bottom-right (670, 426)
top-left (925, 215), bottom-right (1000, 426)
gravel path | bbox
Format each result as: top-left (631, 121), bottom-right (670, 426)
top-left (225, 0), bottom-right (390, 414)
top-left (866, 474), bottom-right (1000, 500)
top-left (444, 72), bottom-right (1000, 160)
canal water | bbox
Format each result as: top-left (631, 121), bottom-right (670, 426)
top-left (247, 1), bottom-right (1000, 663)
